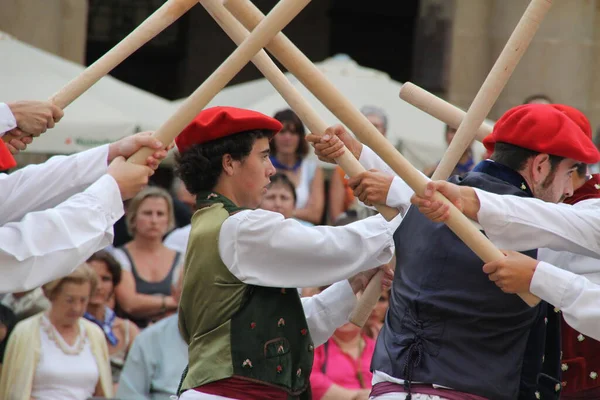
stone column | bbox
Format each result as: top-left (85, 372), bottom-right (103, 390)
top-left (489, 0), bottom-right (596, 119)
top-left (588, 2), bottom-right (600, 134)
top-left (446, 0), bottom-right (494, 111)
top-left (0, 0), bottom-right (88, 64)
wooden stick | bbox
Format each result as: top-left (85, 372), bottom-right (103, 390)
top-left (50, 0), bottom-right (198, 109)
top-left (399, 82), bottom-right (493, 143)
top-left (431, 0), bottom-right (552, 181)
top-left (202, 0), bottom-right (397, 326)
top-left (200, 0), bottom-right (398, 221)
top-left (126, 0), bottom-right (312, 165)
top-left (225, 0), bottom-right (540, 326)
top-left (2, 0), bottom-right (197, 145)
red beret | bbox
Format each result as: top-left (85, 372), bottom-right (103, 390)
top-left (0, 140), bottom-right (16, 171)
top-left (483, 104), bottom-right (600, 164)
top-left (549, 104), bottom-right (592, 139)
top-left (175, 106), bottom-right (283, 154)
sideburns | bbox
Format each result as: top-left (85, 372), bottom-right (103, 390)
top-left (540, 167), bottom-right (558, 189)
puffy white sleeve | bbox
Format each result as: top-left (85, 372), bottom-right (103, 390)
top-left (0, 175), bottom-right (124, 293)
top-left (301, 281), bottom-right (357, 346)
top-left (475, 189), bottom-right (600, 258)
top-left (530, 261), bottom-right (600, 341)
top-left (0, 145), bottom-right (110, 224)
top-left (219, 209), bottom-right (401, 288)
top-left (0, 103), bottom-right (16, 136)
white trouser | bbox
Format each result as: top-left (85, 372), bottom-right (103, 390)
top-left (177, 389), bottom-right (236, 400)
top-left (371, 394), bottom-right (450, 400)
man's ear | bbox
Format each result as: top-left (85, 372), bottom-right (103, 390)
top-left (530, 153), bottom-right (551, 185)
top-left (222, 154), bottom-right (235, 176)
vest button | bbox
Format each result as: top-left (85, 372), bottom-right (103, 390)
top-left (308, 344), bottom-right (314, 352)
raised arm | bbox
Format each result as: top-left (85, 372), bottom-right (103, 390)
top-left (219, 209), bottom-right (402, 288)
top-left (0, 132), bottom-right (167, 224)
top-left (482, 251), bottom-right (600, 342)
top-left (411, 180), bottom-right (600, 259)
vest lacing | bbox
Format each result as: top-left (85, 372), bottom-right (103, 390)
top-left (402, 330), bottom-right (424, 400)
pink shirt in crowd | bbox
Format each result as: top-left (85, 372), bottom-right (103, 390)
top-left (310, 333), bottom-right (376, 399)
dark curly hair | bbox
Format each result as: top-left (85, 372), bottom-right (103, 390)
top-left (176, 129), bottom-right (274, 194)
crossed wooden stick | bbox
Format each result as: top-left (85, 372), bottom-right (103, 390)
top-left (21, 0), bottom-right (553, 326)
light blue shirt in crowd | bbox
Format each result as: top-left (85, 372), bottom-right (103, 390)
top-left (116, 314), bottom-right (188, 400)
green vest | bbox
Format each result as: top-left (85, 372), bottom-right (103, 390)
top-left (178, 192), bottom-right (314, 398)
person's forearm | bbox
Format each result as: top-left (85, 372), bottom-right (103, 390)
top-left (117, 292), bottom-right (176, 318)
top-left (460, 186), bottom-right (481, 221)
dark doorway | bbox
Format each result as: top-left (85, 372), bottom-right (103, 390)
top-left (328, 1), bottom-right (419, 84)
top-left (85, 0), bottom-right (189, 100)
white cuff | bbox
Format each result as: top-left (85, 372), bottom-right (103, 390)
top-left (530, 261), bottom-right (575, 308)
top-left (475, 188), bottom-right (509, 229)
top-left (321, 280), bottom-right (358, 325)
top-left (0, 103), bottom-right (17, 137)
top-left (84, 174), bottom-right (125, 225)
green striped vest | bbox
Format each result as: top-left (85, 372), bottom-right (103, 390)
top-left (178, 192), bottom-right (314, 398)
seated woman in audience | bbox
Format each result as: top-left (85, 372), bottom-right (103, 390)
top-left (112, 187), bottom-right (181, 328)
top-left (310, 286), bottom-right (376, 400)
top-left (328, 105), bottom-right (389, 223)
top-left (270, 108), bottom-right (325, 224)
top-left (259, 172), bottom-right (305, 222)
top-left (84, 250), bottom-right (139, 393)
top-left (0, 264), bottom-right (112, 400)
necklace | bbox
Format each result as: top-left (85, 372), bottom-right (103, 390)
top-left (41, 315), bottom-right (86, 356)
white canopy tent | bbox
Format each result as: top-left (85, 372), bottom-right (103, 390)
top-left (175, 55), bottom-right (490, 170)
top-left (0, 32), bottom-right (176, 154)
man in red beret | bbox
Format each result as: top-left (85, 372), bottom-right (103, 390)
top-left (174, 106), bottom-right (399, 400)
top-left (307, 103), bottom-right (600, 400)
top-left (414, 106), bottom-right (600, 399)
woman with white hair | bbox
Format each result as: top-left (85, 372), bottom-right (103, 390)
top-left (0, 264), bottom-right (113, 400)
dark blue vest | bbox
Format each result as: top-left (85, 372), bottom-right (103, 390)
top-left (371, 162), bottom-right (561, 400)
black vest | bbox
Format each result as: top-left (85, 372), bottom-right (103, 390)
top-left (371, 163), bottom-right (561, 400)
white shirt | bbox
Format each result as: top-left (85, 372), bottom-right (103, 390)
top-left (218, 208), bottom-right (402, 288)
top-left (0, 145), bottom-right (124, 293)
top-left (0, 102), bottom-right (16, 136)
top-left (164, 224), bottom-right (192, 255)
top-left (358, 145), bottom-right (417, 216)
top-left (475, 189), bottom-right (600, 258)
top-left (530, 261), bottom-right (600, 341)
top-left (471, 193), bottom-right (600, 343)
top-left (31, 317), bottom-right (99, 400)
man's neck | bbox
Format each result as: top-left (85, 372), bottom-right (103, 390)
top-left (212, 183), bottom-right (249, 209)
